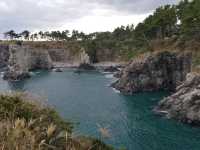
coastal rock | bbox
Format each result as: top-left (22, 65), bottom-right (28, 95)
top-left (112, 51), bottom-right (192, 94)
top-left (114, 70), bottom-right (123, 78)
top-left (77, 63), bottom-right (96, 70)
top-left (155, 73), bottom-right (200, 125)
top-left (4, 45), bottom-right (53, 81)
top-left (80, 49), bottom-right (90, 64)
top-left (104, 66), bottom-right (119, 72)
top-left (3, 71), bottom-right (30, 81)
top-left (27, 49), bottom-right (53, 70)
top-left (53, 68), bottom-right (63, 72)
top-left (0, 45), bottom-right (9, 69)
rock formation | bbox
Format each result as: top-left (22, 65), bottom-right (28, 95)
top-left (155, 73), bottom-right (200, 125)
top-left (76, 49), bottom-right (95, 70)
top-left (27, 48), bottom-right (53, 70)
top-left (104, 66), bottom-right (120, 72)
top-left (4, 45), bottom-right (53, 81)
top-left (0, 45), bottom-right (9, 69)
top-left (80, 49), bottom-right (90, 64)
top-left (77, 63), bottom-right (95, 70)
top-left (112, 51), bottom-right (192, 94)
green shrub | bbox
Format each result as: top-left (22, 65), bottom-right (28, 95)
top-left (0, 93), bottom-right (113, 150)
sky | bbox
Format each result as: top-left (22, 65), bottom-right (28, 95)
top-left (0, 0), bottom-right (180, 35)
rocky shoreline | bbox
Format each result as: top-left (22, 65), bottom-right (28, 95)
top-left (111, 51), bottom-right (200, 126)
top-left (0, 44), bottom-right (124, 81)
top-left (112, 51), bottom-right (192, 94)
top-left (2, 43), bottom-right (200, 127)
top-left (154, 73), bottom-right (200, 125)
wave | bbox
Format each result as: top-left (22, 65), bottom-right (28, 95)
top-left (105, 74), bottom-right (114, 79)
top-left (112, 88), bottom-right (121, 94)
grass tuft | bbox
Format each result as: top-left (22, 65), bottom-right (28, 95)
top-left (0, 92), bottom-right (114, 150)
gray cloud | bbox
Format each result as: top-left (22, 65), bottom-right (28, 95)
top-left (96, 0), bottom-right (179, 14)
top-left (0, 0), bottom-right (179, 34)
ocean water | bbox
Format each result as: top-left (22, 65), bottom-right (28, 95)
top-left (1, 69), bottom-right (200, 150)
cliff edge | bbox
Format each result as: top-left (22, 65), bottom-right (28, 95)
top-left (112, 51), bottom-right (192, 94)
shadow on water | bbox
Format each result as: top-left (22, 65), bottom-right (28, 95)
top-left (7, 71), bottom-right (51, 91)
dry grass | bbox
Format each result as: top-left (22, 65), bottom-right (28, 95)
top-left (0, 92), bottom-right (114, 150)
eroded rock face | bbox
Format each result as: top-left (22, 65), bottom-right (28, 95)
top-left (0, 45), bottom-right (9, 69)
top-left (112, 51), bottom-right (192, 94)
top-left (80, 49), bottom-right (90, 64)
top-left (48, 48), bottom-right (90, 67)
top-left (4, 45), bottom-right (53, 81)
top-left (155, 73), bottom-right (200, 125)
top-left (27, 49), bottom-right (53, 70)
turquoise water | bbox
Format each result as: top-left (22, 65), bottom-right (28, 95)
top-left (1, 69), bottom-right (200, 150)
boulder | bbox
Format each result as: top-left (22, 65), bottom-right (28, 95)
top-left (155, 73), bottom-right (200, 125)
top-left (112, 51), bottom-right (192, 94)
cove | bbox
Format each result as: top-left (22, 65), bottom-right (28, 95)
top-left (0, 69), bottom-right (200, 150)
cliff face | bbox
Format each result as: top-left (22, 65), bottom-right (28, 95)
top-left (113, 51), bottom-right (192, 94)
top-left (1, 44), bottom-right (91, 80)
top-left (0, 45), bottom-right (9, 69)
top-left (4, 45), bottom-right (53, 80)
top-left (48, 48), bottom-right (90, 66)
top-left (95, 48), bottom-right (121, 62)
top-left (155, 73), bottom-right (200, 125)
top-left (27, 48), bottom-right (53, 70)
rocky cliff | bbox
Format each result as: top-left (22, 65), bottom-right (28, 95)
top-left (0, 43), bottom-right (92, 80)
top-left (3, 45), bottom-right (53, 81)
top-left (155, 73), bottom-right (200, 125)
top-left (112, 51), bottom-right (192, 94)
top-left (48, 48), bottom-right (90, 65)
top-left (0, 45), bottom-right (9, 69)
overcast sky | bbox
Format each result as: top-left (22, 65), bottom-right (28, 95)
top-left (0, 0), bottom-right (180, 34)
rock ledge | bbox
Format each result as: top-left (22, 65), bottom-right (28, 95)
top-left (155, 73), bottom-right (200, 125)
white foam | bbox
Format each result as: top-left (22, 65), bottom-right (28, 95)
top-left (105, 74), bottom-right (114, 79)
top-left (101, 71), bottom-right (111, 74)
top-left (0, 72), bottom-right (4, 78)
top-left (112, 88), bottom-right (121, 93)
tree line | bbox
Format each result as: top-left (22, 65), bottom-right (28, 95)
top-left (4, 0), bottom-right (200, 42)
top-left (3, 30), bottom-right (87, 41)
top-left (3, 0), bottom-right (200, 62)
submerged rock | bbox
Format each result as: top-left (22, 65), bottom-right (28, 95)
top-left (155, 73), bottom-right (200, 125)
top-left (112, 51), bottom-right (192, 94)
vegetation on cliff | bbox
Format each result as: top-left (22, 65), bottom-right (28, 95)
top-left (0, 92), bottom-right (113, 150)
top-left (1, 0), bottom-right (200, 64)
top-left (2, 0), bottom-right (200, 62)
